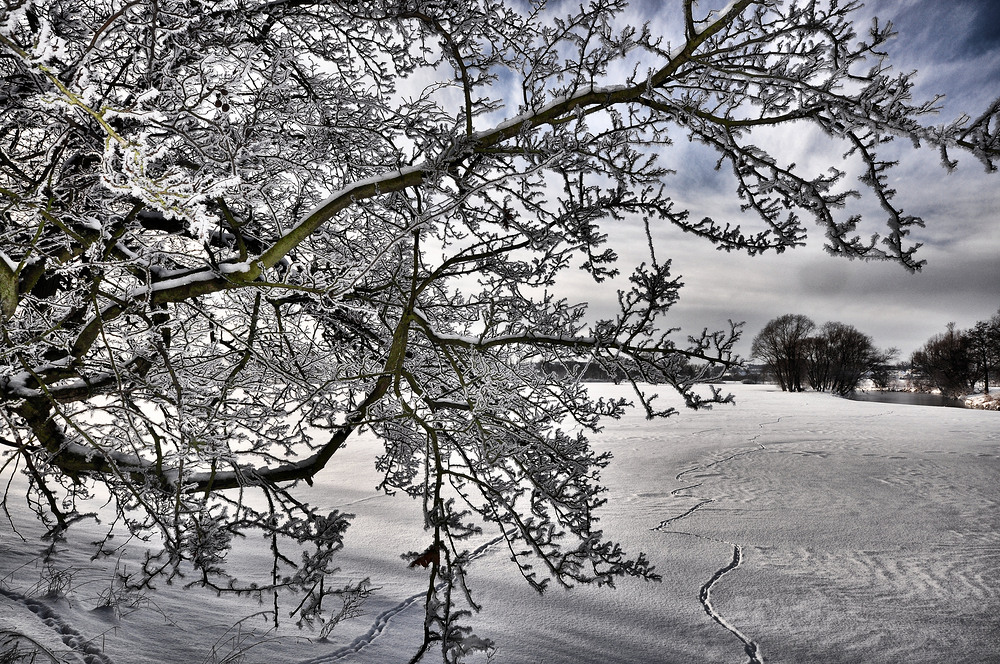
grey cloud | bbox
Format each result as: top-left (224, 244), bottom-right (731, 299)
top-left (551, 1), bottom-right (1000, 362)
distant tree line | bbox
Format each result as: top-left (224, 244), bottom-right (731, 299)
top-left (751, 314), bottom-right (896, 395)
top-left (910, 311), bottom-right (1000, 398)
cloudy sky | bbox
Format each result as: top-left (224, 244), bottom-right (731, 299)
top-left (552, 0), bottom-right (1000, 360)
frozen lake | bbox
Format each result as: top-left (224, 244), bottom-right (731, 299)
top-left (844, 391), bottom-right (968, 408)
top-left (1, 384), bottom-right (998, 663)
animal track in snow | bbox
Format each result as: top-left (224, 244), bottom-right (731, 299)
top-left (655, 418), bottom-right (781, 663)
top-left (658, 531), bottom-right (765, 664)
top-left (651, 500), bottom-right (713, 531)
top-left (297, 531), bottom-right (510, 663)
top-left (674, 426), bottom-right (772, 482)
top-left (298, 590), bottom-right (426, 663)
top-left (699, 543), bottom-right (764, 664)
top-left (0, 587), bottom-right (114, 664)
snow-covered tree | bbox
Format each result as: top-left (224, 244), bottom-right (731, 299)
top-left (2, 0), bottom-right (998, 658)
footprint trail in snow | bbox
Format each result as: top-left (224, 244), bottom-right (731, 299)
top-left (650, 418), bottom-right (783, 663)
top-left (699, 543), bottom-right (764, 664)
top-left (298, 531), bottom-right (511, 663)
top-left (0, 587), bottom-right (115, 664)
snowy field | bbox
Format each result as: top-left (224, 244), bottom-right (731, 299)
top-left (2, 384), bottom-right (998, 663)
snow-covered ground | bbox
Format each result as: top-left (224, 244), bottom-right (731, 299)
top-left (2, 384), bottom-right (998, 663)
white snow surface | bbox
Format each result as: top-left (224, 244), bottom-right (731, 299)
top-left (1, 384), bottom-right (998, 663)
